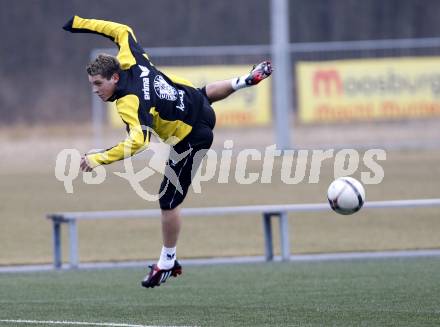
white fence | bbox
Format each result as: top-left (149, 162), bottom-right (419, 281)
top-left (47, 198), bottom-right (440, 269)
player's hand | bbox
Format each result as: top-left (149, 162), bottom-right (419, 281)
top-left (80, 156), bottom-right (93, 172)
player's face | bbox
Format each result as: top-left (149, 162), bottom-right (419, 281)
top-left (88, 74), bottom-right (119, 101)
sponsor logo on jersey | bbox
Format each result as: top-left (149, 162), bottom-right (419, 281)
top-left (154, 75), bottom-right (178, 101)
top-left (142, 78), bottom-right (150, 101)
top-left (138, 65), bottom-right (151, 100)
top-left (138, 65), bottom-right (150, 78)
top-left (176, 90), bottom-right (185, 111)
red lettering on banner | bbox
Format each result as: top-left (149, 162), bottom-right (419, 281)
top-left (381, 101), bottom-right (440, 117)
top-left (314, 103), bottom-right (374, 121)
top-left (217, 112), bottom-right (254, 126)
top-left (313, 70), bottom-right (343, 97)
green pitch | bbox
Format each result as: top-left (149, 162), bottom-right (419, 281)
top-left (1, 257), bottom-right (439, 327)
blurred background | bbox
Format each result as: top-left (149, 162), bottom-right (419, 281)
top-left (1, 0), bottom-right (439, 267)
top-left (3, 0), bottom-right (440, 125)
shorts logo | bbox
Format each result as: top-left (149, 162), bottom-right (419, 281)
top-left (154, 75), bottom-right (178, 101)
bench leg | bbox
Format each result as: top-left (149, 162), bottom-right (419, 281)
top-left (263, 213), bottom-right (274, 261)
top-left (68, 220), bottom-right (79, 269)
top-left (53, 221), bottom-right (62, 269)
top-left (278, 211), bottom-right (290, 261)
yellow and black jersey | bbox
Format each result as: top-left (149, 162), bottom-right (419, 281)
top-left (63, 16), bottom-right (206, 167)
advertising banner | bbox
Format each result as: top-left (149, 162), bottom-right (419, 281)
top-left (297, 57), bottom-right (440, 123)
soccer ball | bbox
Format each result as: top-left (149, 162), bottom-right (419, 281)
top-left (327, 177), bottom-right (365, 215)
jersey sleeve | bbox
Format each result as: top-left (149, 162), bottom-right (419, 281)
top-left (86, 94), bottom-right (150, 167)
top-left (63, 15), bottom-right (144, 69)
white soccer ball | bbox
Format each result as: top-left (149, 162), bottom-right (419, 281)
top-left (327, 177), bottom-right (365, 215)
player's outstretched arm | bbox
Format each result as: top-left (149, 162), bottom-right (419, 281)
top-left (63, 16), bottom-right (140, 69)
top-left (205, 61), bottom-right (272, 103)
top-left (63, 15), bottom-right (137, 44)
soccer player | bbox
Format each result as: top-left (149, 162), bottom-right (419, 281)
top-left (63, 16), bottom-right (272, 288)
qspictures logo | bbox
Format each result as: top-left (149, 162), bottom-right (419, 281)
top-left (54, 126), bottom-right (387, 202)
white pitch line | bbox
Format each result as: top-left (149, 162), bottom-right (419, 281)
top-left (0, 319), bottom-right (196, 327)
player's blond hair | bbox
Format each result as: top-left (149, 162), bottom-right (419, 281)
top-left (86, 54), bottom-right (120, 79)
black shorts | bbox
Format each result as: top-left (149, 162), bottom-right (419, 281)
top-left (158, 89), bottom-right (216, 210)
